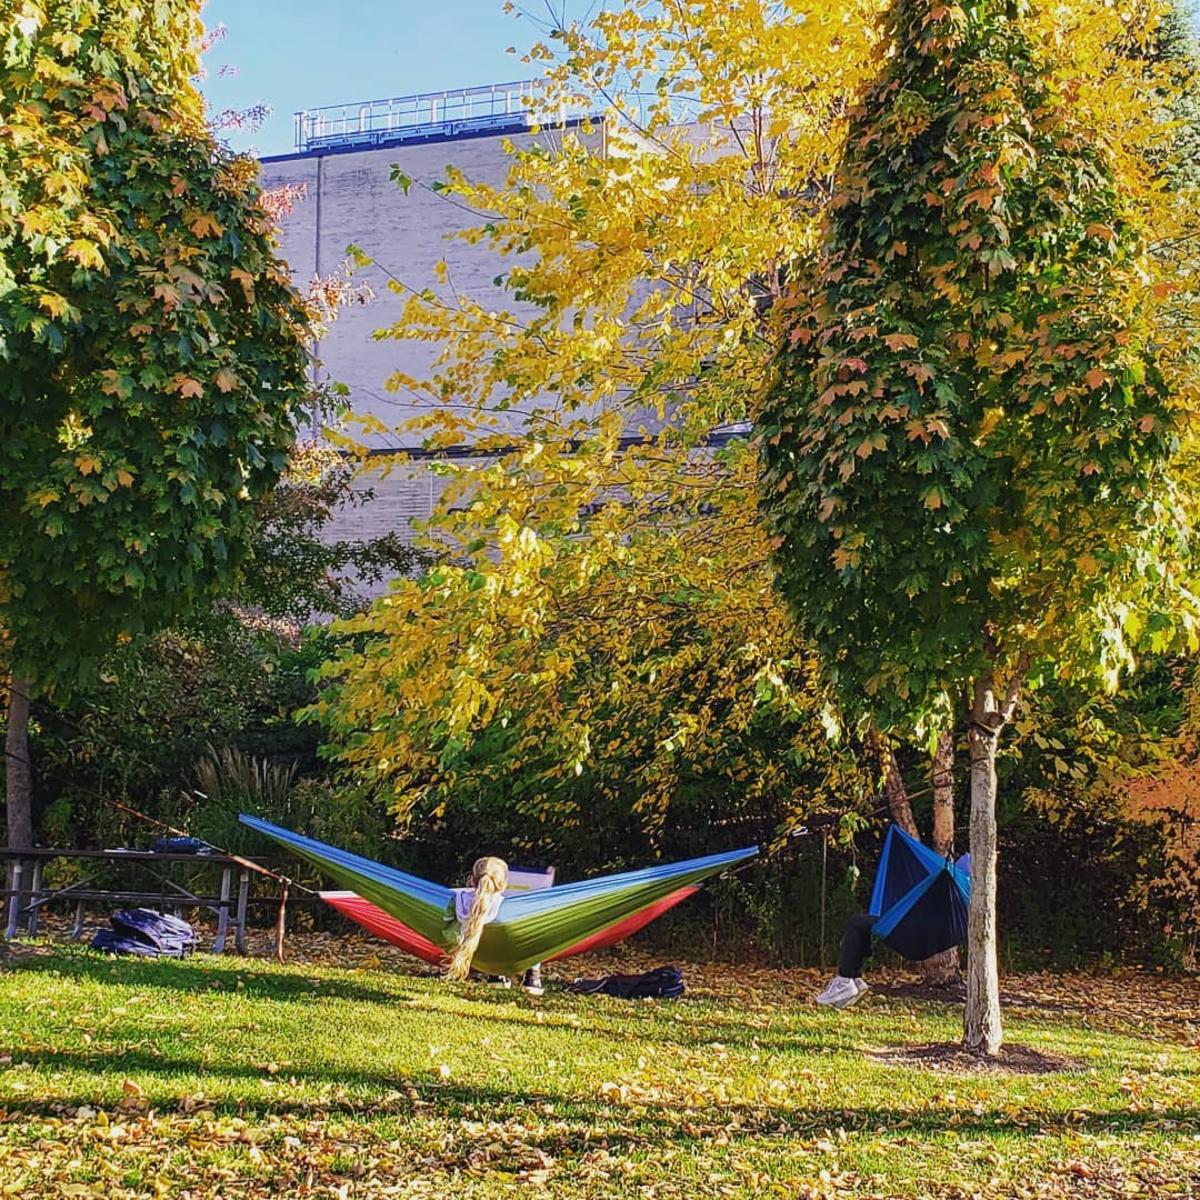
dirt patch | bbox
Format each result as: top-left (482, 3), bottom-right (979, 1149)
top-left (866, 1041), bottom-right (1084, 1074)
top-left (874, 980), bottom-right (967, 1003)
top-left (0, 942), bottom-right (53, 968)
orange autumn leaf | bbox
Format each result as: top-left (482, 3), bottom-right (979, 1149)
top-left (99, 370), bottom-right (129, 398)
top-left (186, 211), bottom-right (225, 239)
top-left (230, 268), bottom-right (256, 301)
top-left (153, 282), bottom-right (181, 310)
top-left (171, 375), bottom-right (204, 399)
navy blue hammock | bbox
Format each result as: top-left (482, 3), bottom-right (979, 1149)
top-left (868, 825), bottom-right (971, 960)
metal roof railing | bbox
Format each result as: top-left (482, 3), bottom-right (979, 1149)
top-left (292, 81), bottom-right (593, 154)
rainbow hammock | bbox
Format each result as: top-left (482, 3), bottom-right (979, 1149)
top-left (240, 815), bottom-right (757, 976)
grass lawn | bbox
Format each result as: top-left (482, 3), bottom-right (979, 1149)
top-left (0, 937), bottom-right (1196, 1198)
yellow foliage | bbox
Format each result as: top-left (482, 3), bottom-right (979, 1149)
top-left (315, 0), bottom-right (1200, 823)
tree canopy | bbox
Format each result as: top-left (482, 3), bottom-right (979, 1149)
top-left (314, 0), bottom-right (881, 838)
top-left (1, 0), bottom-right (314, 850)
top-left (0, 0), bottom-right (313, 685)
top-left (758, 0), bottom-right (1200, 740)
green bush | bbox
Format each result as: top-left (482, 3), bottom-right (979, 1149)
top-left (169, 750), bottom-right (392, 865)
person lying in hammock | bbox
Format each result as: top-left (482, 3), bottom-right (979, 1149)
top-left (444, 856), bottom-right (544, 995)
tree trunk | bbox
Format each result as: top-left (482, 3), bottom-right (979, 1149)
top-left (923, 730), bottom-right (960, 986)
top-left (931, 731), bottom-right (955, 855)
top-left (964, 715), bottom-right (1003, 1055)
top-left (873, 732), bottom-right (918, 836)
top-left (4, 677), bottom-right (34, 851)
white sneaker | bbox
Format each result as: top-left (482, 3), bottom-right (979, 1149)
top-left (854, 977), bottom-right (870, 997)
top-left (815, 976), bottom-right (860, 1008)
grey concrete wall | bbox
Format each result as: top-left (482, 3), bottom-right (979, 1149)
top-left (262, 131), bottom-right (564, 553)
top-left (262, 130), bottom-right (557, 449)
top-left (330, 455), bottom-right (479, 542)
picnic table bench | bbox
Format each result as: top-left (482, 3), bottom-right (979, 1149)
top-left (0, 848), bottom-right (288, 953)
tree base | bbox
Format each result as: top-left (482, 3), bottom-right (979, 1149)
top-left (868, 1041), bottom-right (1079, 1074)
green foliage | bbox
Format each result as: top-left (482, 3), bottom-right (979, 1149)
top-left (0, 0), bottom-right (312, 685)
top-left (176, 743), bottom-right (309, 859)
top-left (994, 654), bottom-right (1199, 965)
top-left (28, 621), bottom-right (394, 868)
top-left (759, 0), bottom-right (1199, 735)
top-left (997, 793), bottom-right (1178, 968)
top-left (192, 745), bottom-right (298, 816)
top-left (170, 759), bottom-right (391, 867)
top-left (19, 441), bottom-right (436, 849)
top-left (234, 447), bottom-right (435, 623)
top-left (308, 500), bottom-right (873, 863)
top-left (395, 637), bottom-right (871, 881)
top-left (30, 614), bottom-right (316, 840)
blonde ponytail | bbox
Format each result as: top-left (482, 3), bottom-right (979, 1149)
top-left (445, 856), bottom-right (508, 980)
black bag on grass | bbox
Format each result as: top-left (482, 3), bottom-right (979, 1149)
top-left (90, 909), bottom-right (198, 958)
top-left (566, 965), bottom-right (684, 999)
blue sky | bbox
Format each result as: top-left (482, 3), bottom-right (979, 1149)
top-left (197, 1), bottom-right (1200, 159)
top-left (200, 1), bottom-right (544, 158)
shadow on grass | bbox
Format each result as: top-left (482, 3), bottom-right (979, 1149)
top-left (9, 1056), bottom-right (1200, 1156)
top-left (5, 951), bottom-right (857, 1054)
top-left (3, 1046), bottom-right (1198, 1149)
top-left (3, 951), bottom-right (410, 1007)
top-left (6, 954), bottom-right (1142, 1069)
top-left (8, 953), bottom-right (1196, 1079)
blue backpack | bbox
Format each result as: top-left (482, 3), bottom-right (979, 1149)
top-left (150, 836), bottom-right (212, 855)
top-left (91, 909), bottom-right (199, 958)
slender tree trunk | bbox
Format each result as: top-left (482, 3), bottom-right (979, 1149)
top-left (963, 664), bottom-right (1023, 1058)
top-left (931, 731), bottom-right (955, 856)
top-left (965, 722), bottom-right (1002, 1053)
top-left (871, 730), bottom-right (917, 836)
top-left (923, 731), bottom-right (960, 986)
top-left (4, 677), bottom-right (34, 851)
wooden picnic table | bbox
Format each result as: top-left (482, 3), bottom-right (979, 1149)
top-left (0, 848), bottom-right (286, 953)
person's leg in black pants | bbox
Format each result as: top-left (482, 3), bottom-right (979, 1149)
top-left (839, 912), bottom-right (877, 978)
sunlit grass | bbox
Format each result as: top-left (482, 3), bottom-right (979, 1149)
top-left (0, 944), bottom-right (1196, 1197)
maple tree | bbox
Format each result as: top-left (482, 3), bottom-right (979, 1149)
top-left (0, 0), bottom-right (313, 849)
top-left (759, 0), bottom-right (1200, 1052)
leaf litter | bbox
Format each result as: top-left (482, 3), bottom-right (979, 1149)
top-left (0, 932), bottom-right (1195, 1198)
